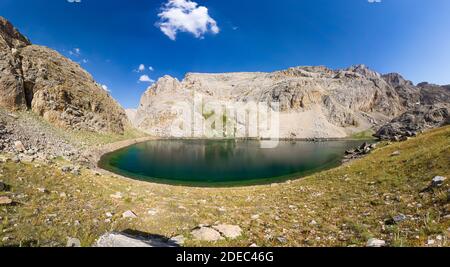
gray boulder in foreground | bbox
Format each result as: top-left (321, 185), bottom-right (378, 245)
top-left (94, 232), bottom-right (179, 247)
top-left (366, 238), bottom-right (386, 247)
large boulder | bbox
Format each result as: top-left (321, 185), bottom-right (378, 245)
top-left (94, 232), bottom-right (179, 247)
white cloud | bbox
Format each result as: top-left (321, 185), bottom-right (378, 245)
top-left (67, 0), bottom-right (81, 3)
top-left (157, 0), bottom-right (220, 41)
top-left (69, 48), bottom-right (81, 57)
top-left (138, 64), bottom-right (145, 72)
top-left (368, 0), bottom-right (382, 3)
top-left (139, 75), bottom-right (155, 83)
top-left (149, 66), bottom-right (154, 71)
top-left (101, 84), bottom-right (110, 92)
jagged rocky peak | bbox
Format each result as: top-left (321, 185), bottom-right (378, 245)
top-left (382, 73), bottom-right (414, 87)
top-left (417, 81), bottom-right (450, 89)
top-left (346, 64), bottom-right (381, 79)
top-left (0, 17), bottom-right (30, 48)
top-left (0, 16), bottom-right (127, 134)
top-left (277, 66), bottom-right (335, 78)
top-left (150, 75), bottom-right (182, 94)
top-left (415, 82), bottom-right (450, 106)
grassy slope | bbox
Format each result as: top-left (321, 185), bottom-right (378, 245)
top-left (350, 129), bottom-right (376, 140)
top-left (0, 126), bottom-right (449, 247)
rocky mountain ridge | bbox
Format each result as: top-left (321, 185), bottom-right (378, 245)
top-left (132, 65), bottom-right (449, 139)
top-left (0, 17), bottom-right (127, 134)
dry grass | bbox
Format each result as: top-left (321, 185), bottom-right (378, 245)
top-left (0, 126), bottom-right (449, 247)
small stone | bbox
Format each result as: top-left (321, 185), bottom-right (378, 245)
top-left (71, 167), bottom-right (81, 176)
top-left (251, 214), bottom-right (260, 220)
top-left (431, 176), bottom-right (446, 188)
top-left (61, 166), bottom-right (72, 173)
top-left (310, 220), bottom-right (318, 226)
top-left (147, 209), bottom-right (158, 216)
top-left (277, 236), bottom-right (287, 243)
top-left (212, 224), bottom-right (242, 239)
top-left (8, 113), bottom-right (18, 119)
top-left (2, 236), bottom-right (10, 242)
top-left (345, 149), bottom-right (356, 155)
top-left (427, 239), bottom-right (435, 245)
top-left (0, 182), bottom-right (8, 192)
top-left (14, 141), bottom-right (26, 152)
top-left (66, 237), bottom-right (81, 247)
top-left (110, 192), bottom-right (123, 199)
top-left (249, 243), bottom-right (258, 247)
top-left (388, 213), bottom-right (407, 224)
top-left (37, 188), bottom-right (49, 194)
top-left (391, 151), bottom-right (400, 157)
top-left (367, 238), bottom-right (386, 247)
top-left (122, 210), bottom-right (137, 219)
top-left (191, 227), bottom-right (222, 242)
top-left (106, 212), bottom-right (114, 218)
top-left (59, 192), bottom-right (67, 198)
top-left (0, 196), bottom-right (13, 205)
top-left (170, 235), bottom-right (185, 246)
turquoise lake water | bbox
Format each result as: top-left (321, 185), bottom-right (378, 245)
top-left (98, 139), bottom-right (368, 187)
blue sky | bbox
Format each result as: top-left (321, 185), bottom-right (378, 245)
top-left (1, 0), bottom-right (449, 108)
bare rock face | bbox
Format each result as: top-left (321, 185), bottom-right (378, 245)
top-left (0, 17), bottom-right (30, 110)
top-left (134, 75), bottom-right (191, 137)
top-left (374, 81), bottom-right (450, 140)
top-left (134, 64), bottom-right (449, 139)
top-left (375, 106), bottom-right (449, 140)
top-left (0, 17), bottom-right (127, 134)
top-left (125, 108), bottom-right (137, 126)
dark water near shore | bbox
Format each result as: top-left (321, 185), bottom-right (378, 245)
top-left (99, 139), bottom-right (369, 187)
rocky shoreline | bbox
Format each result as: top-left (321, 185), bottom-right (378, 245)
top-left (342, 142), bottom-right (378, 163)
